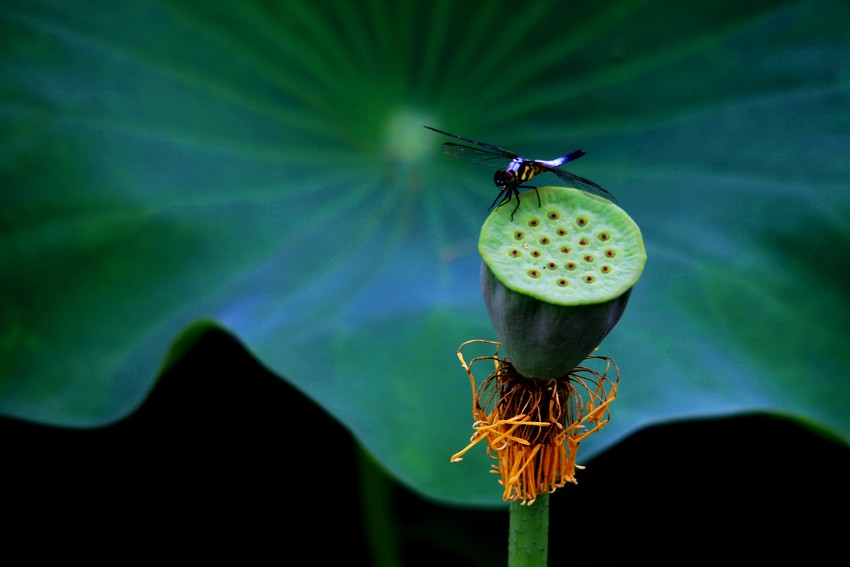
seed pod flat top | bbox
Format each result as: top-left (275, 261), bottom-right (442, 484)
top-left (478, 186), bottom-right (646, 306)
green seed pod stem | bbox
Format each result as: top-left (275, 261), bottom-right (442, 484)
top-left (479, 186), bottom-right (646, 380)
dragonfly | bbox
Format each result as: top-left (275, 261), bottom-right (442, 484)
top-left (424, 125), bottom-right (616, 219)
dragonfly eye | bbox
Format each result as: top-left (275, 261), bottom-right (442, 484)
top-left (494, 170), bottom-right (515, 187)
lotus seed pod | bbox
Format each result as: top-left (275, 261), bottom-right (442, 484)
top-left (479, 186), bottom-right (646, 380)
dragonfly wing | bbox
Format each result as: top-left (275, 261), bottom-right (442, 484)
top-left (424, 125), bottom-right (517, 154)
top-left (441, 142), bottom-right (517, 169)
top-left (549, 166), bottom-right (619, 203)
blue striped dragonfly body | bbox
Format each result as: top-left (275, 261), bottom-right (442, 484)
top-left (425, 125), bottom-right (616, 219)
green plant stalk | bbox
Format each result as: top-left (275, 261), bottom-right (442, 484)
top-left (357, 445), bottom-right (402, 566)
top-left (475, 186), bottom-right (644, 564)
top-left (508, 494), bottom-right (549, 566)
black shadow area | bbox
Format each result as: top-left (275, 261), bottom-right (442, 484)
top-left (3, 329), bottom-right (848, 565)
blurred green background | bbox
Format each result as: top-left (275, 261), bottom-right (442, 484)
top-left (2, 0), bottom-right (849, 560)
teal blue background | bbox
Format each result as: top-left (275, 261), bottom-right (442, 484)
top-left (2, 0), bottom-right (848, 511)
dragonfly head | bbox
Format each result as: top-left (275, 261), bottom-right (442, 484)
top-left (494, 169), bottom-right (516, 190)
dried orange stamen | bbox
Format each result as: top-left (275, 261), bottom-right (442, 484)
top-left (452, 340), bottom-right (619, 504)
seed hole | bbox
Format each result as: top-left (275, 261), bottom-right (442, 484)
top-left (548, 211), bottom-right (560, 220)
top-left (556, 228), bottom-right (567, 236)
top-left (578, 238), bottom-right (589, 246)
top-left (539, 237), bottom-right (550, 245)
top-left (509, 249), bottom-right (521, 258)
top-left (598, 232), bottom-right (611, 242)
top-left (605, 249), bottom-right (616, 258)
top-left (546, 262), bottom-right (557, 270)
top-left (560, 246), bottom-right (571, 254)
top-left (528, 219), bottom-right (539, 227)
top-left (531, 250), bottom-right (541, 258)
top-left (601, 265), bottom-right (611, 274)
top-left (576, 216), bottom-right (588, 227)
top-left (583, 254), bottom-right (594, 263)
top-left (528, 269), bottom-right (541, 278)
top-left (583, 275), bottom-right (595, 283)
top-left (514, 231), bottom-right (524, 240)
top-left (565, 262), bottom-right (577, 270)
top-left (557, 279), bottom-right (569, 287)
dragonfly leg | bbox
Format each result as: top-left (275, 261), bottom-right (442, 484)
top-left (509, 188), bottom-right (521, 220)
top-left (488, 190), bottom-right (506, 212)
top-left (503, 186), bottom-right (539, 220)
